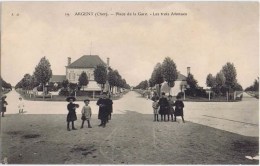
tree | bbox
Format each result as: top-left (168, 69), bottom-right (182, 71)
top-left (253, 77), bottom-right (259, 91)
top-left (94, 64), bottom-right (107, 92)
top-left (245, 77), bottom-right (259, 91)
top-left (234, 82), bottom-right (243, 91)
top-left (21, 74), bottom-right (33, 90)
top-left (69, 83), bottom-right (78, 96)
top-left (108, 70), bottom-right (117, 93)
top-left (151, 63), bottom-right (164, 96)
top-left (221, 62), bottom-right (237, 90)
top-left (78, 71), bottom-right (89, 91)
top-left (161, 57), bottom-right (178, 94)
top-left (206, 74), bottom-right (216, 88)
top-left (33, 57), bottom-right (52, 98)
top-left (186, 73), bottom-right (198, 96)
top-left (62, 79), bottom-right (69, 89)
top-left (215, 72), bottom-right (226, 95)
top-left (1, 77), bottom-right (12, 90)
top-left (134, 80), bottom-right (148, 90)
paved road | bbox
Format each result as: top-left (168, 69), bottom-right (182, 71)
top-left (4, 90), bottom-right (259, 137)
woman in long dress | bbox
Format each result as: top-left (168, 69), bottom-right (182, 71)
top-left (174, 95), bottom-right (185, 123)
top-left (158, 92), bottom-right (169, 122)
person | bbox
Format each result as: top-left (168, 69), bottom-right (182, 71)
top-left (158, 92), bottom-right (169, 122)
top-left (152, 97), bottom-right (159, 121)
top-left (1, 95), bottom-right (8, 117)
top-left (167, 95), bottom-right (174, 121)
top-left (151, 92), bottom-right (159, 101)
top-left (80, 99), bottom-right (92, 129)
top-left (18, 97), bottom-right (25, 114)
top-left (97, 92), bottom-right (113, 128)
top-left (66, 96), bottom-right (79, 131)
top-left (107, 93), bottom-right (113, 123)
top-left (174, 95), bottom-right (185, 123)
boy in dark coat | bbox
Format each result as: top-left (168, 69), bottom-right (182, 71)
top-left (174, 95), bottom-right (185, 123)
top-left (66, 96), bottom-right (79, 131)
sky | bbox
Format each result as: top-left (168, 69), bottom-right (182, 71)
top-left (1, 2), bottom-right (259, 88)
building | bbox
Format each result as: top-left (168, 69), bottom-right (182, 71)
top-left (160, 67), bottom-right (190, 96)
top-left (160, 72), bottom-right (187, 96)
top-left (50, 55), bottom-right (108, 94)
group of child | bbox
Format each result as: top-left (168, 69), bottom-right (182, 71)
top-left (66, 92), bottom-right (113, 131)
top-left (1, 95), bottom-right (24, 117)
top-left (152, 92), bottom-right (185, 123)
top-left (66, 96), bottom-right (92, 131)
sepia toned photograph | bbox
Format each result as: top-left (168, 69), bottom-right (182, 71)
top-left (0, 1), bottom-right (259, 164)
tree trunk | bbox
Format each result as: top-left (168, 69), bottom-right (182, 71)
top-left (43, 84), bottom-right (45, 100)
top-left (158, 84), bottom-right (161, 97)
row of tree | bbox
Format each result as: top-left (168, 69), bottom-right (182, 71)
top-left (15, 57), bottom-right (52, 94)
top-left (94, 64), bottom-right (130, 93)
top-left (135, 58), bottom-right (244, 98)
top-left (135, 80), bottom-right (148, 90)
top-left (245, 77), bottom-right (259, 92)
top-left (15, 56), bottom-right (130, 96)
top-left (1, 77), bottom-right (12, 90)
top-left (206, 62), bottom-right (243, 95)
top-left (134, 57), bottom-right (178, 96)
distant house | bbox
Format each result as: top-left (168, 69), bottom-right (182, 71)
top-left (160, 72), bottom-right (188, 96)
top-left (50, 55), bottom-right (109, 95)
top-left (49, 75), bottom-right (66, 83)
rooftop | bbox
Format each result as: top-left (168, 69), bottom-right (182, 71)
top-left (67, 55), bottom-right (106, 68)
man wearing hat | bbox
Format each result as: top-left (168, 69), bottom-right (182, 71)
top-left (66, 96), bottom-right (79, 131)
top-left (1, 95), bottom-right (8, 117)
top-left (97, 92), bottom-right (113, 128)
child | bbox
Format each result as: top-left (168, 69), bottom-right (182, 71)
top-left (66, 96), bottom-right (79, 131)
top-left (167, 95), bottom-right (174, 121)
top-left (152, 97), bottom-right (159, 121)
top-left (174, 95), bottom-right (185, 123)
top-left (1, 95), bottom-right (8, 117)
top-left (18, 97), bottom-right (25, 113)
top-left (81, 99), bottom-right (92, 128)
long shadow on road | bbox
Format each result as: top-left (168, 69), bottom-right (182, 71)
top-left (1, 112), bottom-right (259, 164)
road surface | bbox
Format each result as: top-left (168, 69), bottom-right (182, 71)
top-left (4, 90), bottom-right (258, 137)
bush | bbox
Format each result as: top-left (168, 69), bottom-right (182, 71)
top-left (59, 88), bottom-right (70, 96)
top-left (177, 92), bottom-right (184, 98)
top-left (195, 88), bottom-right (207, 98)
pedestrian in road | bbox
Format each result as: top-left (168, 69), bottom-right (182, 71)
top-left (152, 96), bottom-right (159, 121)
top-left (174, 95), bottom-right (185, 123)
top-left (158, 92), bottom-right (169, 122)
top-left (80, 99), bottom-right (92, 129)
top-left (66, 96), bottom-right (79, 131)
top-left (1, 95), bottom-right (8, 117)
top-left (18, 97), bottom-right (25, 114)
top-left (97, 92), bottom-right (113, 128)
top-left (167, 95), bottom-right (174, 121)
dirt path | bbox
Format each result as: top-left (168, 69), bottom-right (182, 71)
top-left (1, 113), bottom-right (258, 164)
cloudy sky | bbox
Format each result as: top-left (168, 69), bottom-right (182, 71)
top-left (1, 2), bottom-right (259, 88)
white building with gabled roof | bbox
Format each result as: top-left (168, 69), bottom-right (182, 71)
top-left (50, 55), bottom-right (108, 94)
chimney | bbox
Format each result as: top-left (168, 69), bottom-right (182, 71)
top-left (68, 57), bottom-right (71, 66)
top-left (107, 57), bottom-right (110, 67)
top-left (187, 67), bottom-right (190, 76)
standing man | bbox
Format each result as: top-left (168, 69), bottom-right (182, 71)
top-left (97, 92), bottom-right (113, 128)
